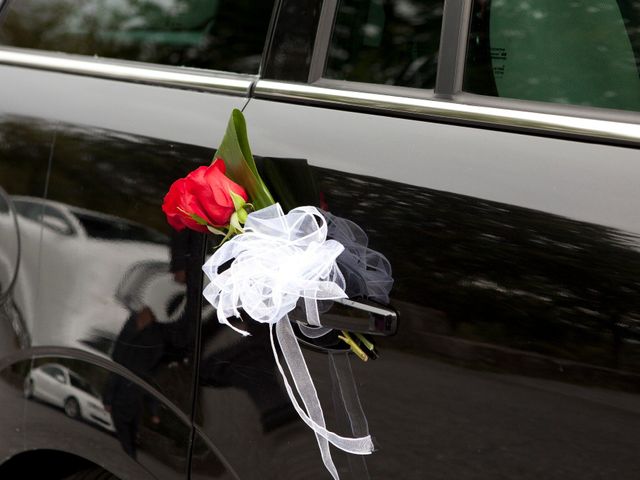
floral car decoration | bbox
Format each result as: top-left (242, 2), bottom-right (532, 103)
top-left (163, 109), bottom-right (393, 479)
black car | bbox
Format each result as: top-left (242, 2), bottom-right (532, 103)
top-left (0, 1), bottom-right (639, 479)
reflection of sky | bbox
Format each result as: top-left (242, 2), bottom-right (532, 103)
top-left (0, 67), bottom-right (244, 149)
top-left (246, 100), bottom-right (640, 234)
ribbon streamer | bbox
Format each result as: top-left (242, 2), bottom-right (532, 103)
top-left (329, 352), bottom-right (371, 479)
top-left (202, 204), bottom-right (374, 479)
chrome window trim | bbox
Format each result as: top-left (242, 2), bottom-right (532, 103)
top-left (0, 47), bottom-right (254, 95)
top-left (254, 80), bottom-right (640, 146)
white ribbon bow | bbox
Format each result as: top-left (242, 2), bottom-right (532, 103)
top-left (202, 204), bottom-right (374, 479)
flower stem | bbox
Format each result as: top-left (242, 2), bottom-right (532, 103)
top-left (339, 331), bottom-right (368, 362)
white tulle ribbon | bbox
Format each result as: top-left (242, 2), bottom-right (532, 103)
top-left (202, 204), bottom-right (374, 479)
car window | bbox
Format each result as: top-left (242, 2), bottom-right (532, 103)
top-left (324, 0), bottom-right (444, 89)
top-left (12, 200), bottom-right (41, 221)
top-left (72, 210), bottom-right (168, 244)
top-left (39, 205), bottom-right (75, 236)
top-left (464, 0), bottom-right (640, 112)
top-left (13, 200), bottom-right (75, 235)
top-left (69, 373), bottom-right (99, 397)
top-left (42, 365), bottom-right (64, 379)
top-left (0, 0), bottom-right (276, 74)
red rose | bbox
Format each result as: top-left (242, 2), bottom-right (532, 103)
top-left (162, 160), bottom-right (248, 232)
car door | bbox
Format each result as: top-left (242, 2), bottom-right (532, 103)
top-left (228, 0), bottom-right (640, 478)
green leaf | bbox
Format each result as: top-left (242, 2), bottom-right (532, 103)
top-left (215, 228), bottom-right (235, 248)
top-left (215, 109), bottom-right (275, 210)
top-left (206, 225), bottom-right (227, 236)
top-left (229, 190), bottom-right (246, 211)
top-left (190, 213), bottom-right (209, 225)
top-left (229, 211), bottom-right (244, 233)
top-left (237, 207), bottom-right (248, 224)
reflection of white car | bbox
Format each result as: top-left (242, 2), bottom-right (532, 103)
top-left (10, 196), bottom-right (170, 352)
top-left (24, 363), bottom-right (115, 432)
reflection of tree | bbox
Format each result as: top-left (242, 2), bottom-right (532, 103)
top-left (326, 0), bottom-right (443, 88)
top-left (48, 125), bottom-right (211, 233)
top-left (0, 118), bottom-right (52, 198)
top-left (317, 167), bottom-right (640, 374)
top-left (0, 117), bottom-right (212, 233)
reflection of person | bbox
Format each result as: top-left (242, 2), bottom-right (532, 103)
top-left (170, 229), bottom-right (193, 286)
top-left (103, 275), bottom-right (186, 459)
top-left (199, 318), bottom-right (297, 433)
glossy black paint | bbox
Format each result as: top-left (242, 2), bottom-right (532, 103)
top-left (316, 166), bottom-right (640, 380)
top-left (1, 118), bottom-right (205, 407)
top-left (0, 116), bottom-right (51, 356)
top-left (2, 98), bottom-right (640, 479)
top-left (0, 117), bottom-right (212, 479)
top-left (198, 146), bottom-right (640, 478)
top-left (0, 354), bottom-right (196, 480)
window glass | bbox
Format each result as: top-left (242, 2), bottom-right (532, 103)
top-left (39, 205), bottom-right (75, 236)
top-left (465, 0), bottom-right (640, 112)
top-left (69, 372), bottom-right (99, 397)
top-left (325, 0), bottom-right (444, 89)
top-left (42, 365), bottom-right (64, 379)
top-left (13, 200), bottom-right (74, 235)
top-left (0, 0), bottom-right (275, 74)
top-left (72, 210), bottom-right (168, 244)
top-left (13, 200), bottom-right (41, 221)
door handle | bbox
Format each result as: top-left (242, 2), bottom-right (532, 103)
top-left (293, 297), bottom-right (397, 336)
